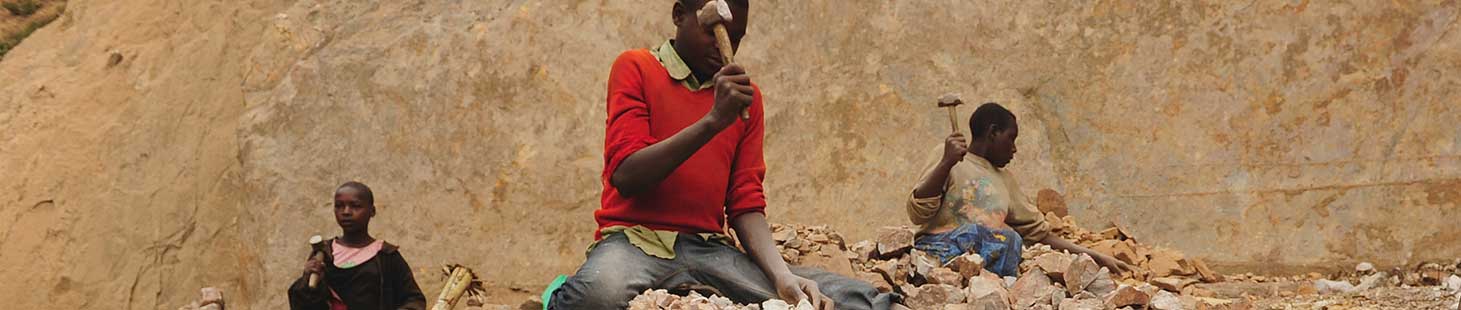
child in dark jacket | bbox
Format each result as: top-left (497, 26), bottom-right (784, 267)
top-left (289, 182), bottom-right (426, 310)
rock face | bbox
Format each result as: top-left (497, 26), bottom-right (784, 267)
top-left (2, 1), bottom-right (1460, 309)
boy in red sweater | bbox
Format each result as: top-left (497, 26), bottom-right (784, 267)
top-left (548, 1), bottom-right (891, 309)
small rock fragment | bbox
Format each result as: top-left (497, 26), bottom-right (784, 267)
top-left (876, 227), bottom-right (916, 257)
top-left (1102, 285), bottom-right (1150, 308)
top-left (1149, 290), bottom-right (1182, 310)
top-left (1355, 271), bottom-right (1389, 290)
top-left (1313, 279), bottom-right (1357, 294)
top-left (849, 240), bottom-right (878, 260)
top-left (856, 271), bottom-right (894, 293)
top-left (108, 52), bottom-right (125, 67)
top-left (927, 267), bottom-right (965, 288)
top-left (1355, 262), bottom-right (1375, 274)
top-left (1149, 277), bottom-right (1196, 292)
top-left (800, 252), bottom-right (857, 278)
top-left (1147, 249), bottom-right (1188, 277)
top-left (772, 229), bottom-right (796, 243)
top-left (1189, 258), bottom-right (1223, 283)
top-left (1057, 298), bottom-right (1103, 310)
top-left (910, 249), bottom-right (941, 281)
top-left (904, 284), bottom-right (967, 309)
top-left (1445, 275), bottom-right (1461, 291)
top-left (951, 253), bottom-right (984, 280)
top-left (1111, 241), bottom-right (1143, 267)
top-left (965, 276), bottom-right (1011, 310)
top-left (1084, 268), bottom-right (1117, 297)
top-left (1011, 267), bottom-right (1056, 308)
top-left (1030, 252), bottom-right (1073, 281)
top-left (1036, 189), bottom-right (1069, 217)
top-left (1063, 254), bottom-right (1100, 295)
top-left (1420, 262), bottom-right (1447, 286)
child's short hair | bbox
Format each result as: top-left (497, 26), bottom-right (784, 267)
top-left (337, 181), bottom-right (375, 206)
top-left (969, 103), bottom-right (1016, 137)
top-left (677, 0), bottom-right (747, 9)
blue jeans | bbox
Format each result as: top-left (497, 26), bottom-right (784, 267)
top-left (549, 233), bottom-right (895, 309)
top-left (913, 224), bottom-right (1023, 277)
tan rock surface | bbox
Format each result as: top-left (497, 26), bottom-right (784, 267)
top-left (2, 1), bottom-right (1460, 309)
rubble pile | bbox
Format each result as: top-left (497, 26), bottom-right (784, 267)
top-left (1291, 258), bottom-right (1461, 298)
top-left (626, 289), bottom-right (813, 310)
top-left (1039, 214), bottom-right (1223, 285)
top-left (765, 219), bottom-right (1252, 310)
top-left (620, 213), bottom-right (1461, 309)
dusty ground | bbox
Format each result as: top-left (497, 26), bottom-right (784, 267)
top-left (1205, 281), bottom-right (1458, 310)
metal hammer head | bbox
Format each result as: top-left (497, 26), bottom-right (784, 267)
top-left (937, 93), bottom-right (964, 108)
top-left (697, 0), bottom-right (733, 27)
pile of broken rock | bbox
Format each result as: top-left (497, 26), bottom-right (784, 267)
top-left (625, 289), bottom-right (815, 310)
top-left (845, 224), bottom-right (1239, 310)
top-left (756, 217), bottom-right (1244, 310)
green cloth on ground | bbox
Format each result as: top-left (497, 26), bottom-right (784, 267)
top-left (541, 275), bottom-right (567, 310)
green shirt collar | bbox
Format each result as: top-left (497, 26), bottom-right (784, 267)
top-left (652, 40), bottom-right (713, 91)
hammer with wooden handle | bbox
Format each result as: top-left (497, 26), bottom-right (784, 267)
top-left (307, 235), bottom-right (325, 289)
top-left (938, 93), bottom-right (964, 133)
top-left (697, 0), bottom-right (749, 120)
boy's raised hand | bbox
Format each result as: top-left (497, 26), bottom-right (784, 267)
top-left (942, 132), bottom-right (969, 164)
top-left (709, 64), bottom-right (754, 128)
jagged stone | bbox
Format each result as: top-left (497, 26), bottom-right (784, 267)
top-left (1102, 285), bottom-right (1149, 308)
top-left (1313, 279), bottom-right (1356, 294)
top-left (1029, 252), bottom-right (1073, 282)
top-left (1057, 298), bottom-right (1102, 310)
top-left (1147, 249), bottom-right (1188, 277)
top-left (904, 284), bottom-right (967, 310)
top-left (910, 249), bottom-right (942, 282)
top-left (1189, 258), bottom-right (1223, 283)
top-left (1419, 262), bottom-right (1447, 286)
top-left (1355, 262), bottom-right (1375, 274)
top-left (1149, 291), bottom-right (1182, 310)
top-left (1087, 270), bottom-right (1117, 296)
top-left (1062, 254), bottom-right (1100, 295)
top-left (1011, 267), bottom-right (1056, 309)
top-left (1445, 275), bottom-right (1461, 291)
top-left (850, 240), bottom-right (878, 260)
top-left (928, 267), bottom-right (965, 288)
top-left (800, 252), bottom-right (857, 278)
top-left (1150, 277), bottom-right (1196, 292)
top-left (966, 276), bottom-right (1012, 310)
top-left (952, 253), bottom-right (985, 280)
top-left (1111, 241), bottom-right (1143, 267)
top-left (856, 271), bottom-right (893, 293)
top-left (876, 227), bottom-right (916, 257)
top-left (1035, 189), bottom-right (1068, 217)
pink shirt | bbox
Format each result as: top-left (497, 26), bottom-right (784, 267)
top-left (332, 239), bottom-right (384, 269)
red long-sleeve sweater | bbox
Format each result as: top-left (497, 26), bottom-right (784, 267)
top-left (595, 49), bottom-right (767, 239)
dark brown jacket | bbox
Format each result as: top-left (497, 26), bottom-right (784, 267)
top-left (288, 239), bottom-right (427, 310)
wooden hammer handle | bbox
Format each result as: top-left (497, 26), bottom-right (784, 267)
top-left (307, 252), bottom-right (322, 289)
top-left (711, 25), bottom-right (749, 120)
top-left (946, 106), bottom-right (960, 133)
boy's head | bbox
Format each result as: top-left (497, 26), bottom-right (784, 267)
top-left (672, 0), bottom-right (749, 78)
top-left (968, 103), bottom-right (1018, 168)
top-left (334, 181), bottom-right (376, 234)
